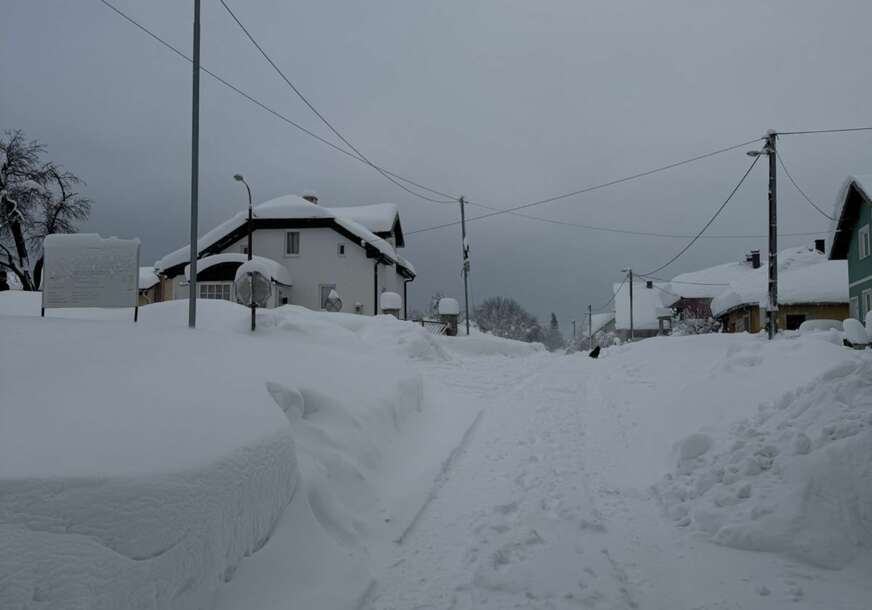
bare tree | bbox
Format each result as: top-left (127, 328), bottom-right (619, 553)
top-left (0, 130), bottom-right (92, 290)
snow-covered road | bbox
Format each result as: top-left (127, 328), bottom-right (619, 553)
top-left (366, 349), bottom-right (871, 610)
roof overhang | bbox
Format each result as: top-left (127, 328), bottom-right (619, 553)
top-left (830, 179), bottom-right (872, 260)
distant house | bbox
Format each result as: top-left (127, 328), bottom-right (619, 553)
top-left (612, 279), bottom-right (675, 340)
top-left (138, 267), bottom-right (160, 305)
top-left (153, 194), bottom-right (415, 316)
top-left (828, 175), bottom-right (872, 320)
top-left (711, 246), bottom-right (848, 332)
top-left (666, 251), bottom-right (764, 320)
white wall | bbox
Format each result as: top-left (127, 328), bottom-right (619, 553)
top-left (170, 227), bottom-right (409, 315)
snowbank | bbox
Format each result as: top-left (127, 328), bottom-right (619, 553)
top-left (656, 354), bottom-right (872, 569)
top-left (0, 294), bottom-right (437, 609)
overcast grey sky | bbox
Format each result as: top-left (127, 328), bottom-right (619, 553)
top-left (3, 0), bottom-right (872, 326)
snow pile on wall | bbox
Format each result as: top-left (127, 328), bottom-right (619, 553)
top-left (656, 357), bottom-right (872, 568)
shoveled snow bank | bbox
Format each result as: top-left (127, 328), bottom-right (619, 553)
top-left (656, 353), bottom-right (872, 569)
top-left (0, 294), bottom-right (439, 609)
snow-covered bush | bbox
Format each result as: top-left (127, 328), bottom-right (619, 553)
top-left (473, 296), bottom-right (543, 343)
top-left (671, 317), bottom-right (721, 336)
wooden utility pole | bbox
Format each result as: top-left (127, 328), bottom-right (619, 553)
top-left (588, 304), bottom-right (593, 346)
top-left (459, 196), bottom-right (471, 336)
top-left (766, 131), bottom-right (778, 340)
top-left (628, 268), bottom-right (634, 341)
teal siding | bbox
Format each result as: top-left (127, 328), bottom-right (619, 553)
top-left (848, 200), bottom-right (872, 318)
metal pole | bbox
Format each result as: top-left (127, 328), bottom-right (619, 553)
top-left (766, 131), bottom-right (778, 340)
top-left (373, 261), bottom-right (379, 315)
top-left (188, 0), bottom-right (201, 329)
top-left (459, 195), bottom-right (471, 336)
top-left (247, 182), bottom-right (254, 331)
top-left (248, 272), bottom-right (255, 332)
top-left (628, 269), bottom-right (634, 341)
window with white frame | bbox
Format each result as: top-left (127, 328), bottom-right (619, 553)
top-left (319, 284), bottom-right (336, 309)
top-left (285, 231), bottom-right (300, 256)
top-left (337, 243), bottom-right (346, 257)
top-left (850, 296), bottom-right (859, 320)
top-left (863, 289), bottom-right (872, 321)
top-left (199, 282), bottom-right (232, 301)
top-left (859, 225), bottom-right (870, 260)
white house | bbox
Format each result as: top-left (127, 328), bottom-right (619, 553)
top-left (154, 194), bottom-right (415, 316)
top-left (612, 279), bottom-right (675, 339)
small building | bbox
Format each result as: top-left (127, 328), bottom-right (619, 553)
top-left (612, 279), bottom-right (675, 340)
top-left (154, 195), bottom-right (415, 316)
top-left (666, 251), bottom-right (764, 320)
top-left (711, 246), bottom-right (848, 332)
top-left (828, 175), bottom-right (872, 319)
top-left (138, 267), bottom-right (161, 305)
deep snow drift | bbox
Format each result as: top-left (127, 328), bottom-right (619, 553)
top-left (4, 290), bottom-right (871, 609)
top-left (0, 294), bottom-right (469, 609)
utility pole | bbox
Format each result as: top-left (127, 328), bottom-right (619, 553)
top-left (622, 267), bottom-right (634, 341)
top-left (588, 304), bottom-right (593, 346)
top-left (766, 131), bottom-right (778, 340)
top-left (188, 0), bottom-right (201, 329)
top-left (572, 319), bottom-right (576, 340)
top-left (459, 195), bottom-right (471, 336)
top-left (748, 131), bottom-right (778, 340)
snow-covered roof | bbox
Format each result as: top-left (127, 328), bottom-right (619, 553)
top-left (711, 247), bottom-right (848, 317)
top-left (667, 257), bottom-right (766, 301)
top-left (139, 267), bottom-right (159, 290)
top-left (184, 254), bottom-right (292, 286)
top-left (156, 195), bottom-right (413, 275)
top-left (234, 257), bottom-right (293, 286)
top-left (331, 203), bottom-right (399, 234)
top-left (613, 281), bottom-right (675, 330)
top-left (829, 174), bottom-right (872, 260)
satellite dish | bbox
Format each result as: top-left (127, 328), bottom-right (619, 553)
top-left (235, 271), bottom-right (272, 308)
top-left (324, 288), bottom-right (342, 312)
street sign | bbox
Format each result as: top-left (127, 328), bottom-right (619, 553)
top-left (42, 234), bottom-right (139, 310)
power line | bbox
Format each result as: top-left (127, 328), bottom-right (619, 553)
top-left (98, 0), bottom-right (458, 204)
top-left (777, 126), bottom-right (872, 136)
top-left (639, 155), bottom-right (761, 277)
top-left (594, 274), bottom-right (627, 312)
top-left (217, 0), bottom-right (455, 204)
top-left (776, 150), bottom-right (834, 220)
top-left (439, 200), bottom-right (824, 239)
top-left (408, 137), bottom-right (764, 234)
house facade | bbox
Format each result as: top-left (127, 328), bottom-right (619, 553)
top-left (828, 175), bottom-right (872, 320)
top-left (153, 195), bottom-right (415, 316)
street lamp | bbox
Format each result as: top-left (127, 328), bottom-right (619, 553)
top-left (233, 174), bottom-right (253, 262)
top-left (234, 173), bottom-right (256, 331)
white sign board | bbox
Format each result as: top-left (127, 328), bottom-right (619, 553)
top-left (42, 233), bottom-right (140, 309)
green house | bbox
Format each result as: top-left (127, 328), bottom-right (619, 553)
top-left (829, 175), bottom-right (872, 320)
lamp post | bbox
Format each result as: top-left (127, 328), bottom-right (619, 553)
top-left (234, 174), bottom-right (255, 331)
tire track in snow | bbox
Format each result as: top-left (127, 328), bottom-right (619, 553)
top-left (395, 408), bottom-right (484, 545)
